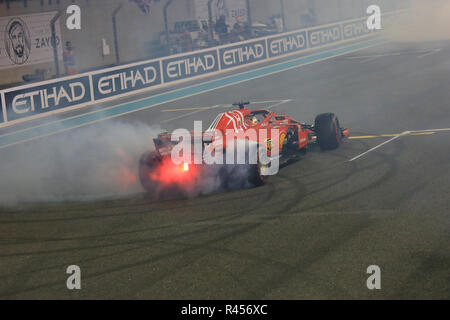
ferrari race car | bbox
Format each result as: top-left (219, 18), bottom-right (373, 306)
top-left (139, 102), bottom-right (349, 195)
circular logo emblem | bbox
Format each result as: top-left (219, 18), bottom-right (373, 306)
top-left (4, 18), bottom-right (31, 65)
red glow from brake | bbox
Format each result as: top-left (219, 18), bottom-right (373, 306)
top-left (150, 158), bottom-right (196, 184)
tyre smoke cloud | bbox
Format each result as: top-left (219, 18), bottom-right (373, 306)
top-left (0, 121), bottom-right (261, 206)
top-left (0, 121), bottom-right (162, 206)
top-left (385, 0), bottom-right (450, 42)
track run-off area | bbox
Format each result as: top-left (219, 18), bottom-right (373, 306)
top-left (0, 38), bottom-right (449, 299)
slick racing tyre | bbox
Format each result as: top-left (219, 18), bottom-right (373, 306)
top-left (219, 146), bottom-right (268, 189)
top-left (315, 113), bottom-right (342, 150)
top-left (249, 145), bottom-right (270, 187)
top-left (249, 161), bottom-right (268, 187)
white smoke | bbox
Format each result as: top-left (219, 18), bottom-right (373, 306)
top-left (0, 120), bottom-right (263, 206)
top-left (0, 121), bottom-right (162, 205)
top-left (385, 0), bottom-right (450, 42)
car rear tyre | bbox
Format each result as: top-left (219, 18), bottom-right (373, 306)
top-left (220, 147), bottom-right (268, 188)
top-left (315, 113), bottom-right (342, 150)
top-left (249, 161), bottom-right (268, 186)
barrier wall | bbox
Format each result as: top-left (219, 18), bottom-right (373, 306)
top-left (0, 11), bottom-right (404, 128)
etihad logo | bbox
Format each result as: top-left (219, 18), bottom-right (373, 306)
top-left (269, 33), bottom-right (306, 55)
top-left (222, 43), bottom-right (265, 66)
top-left (309, 26), bottom-right (341, 46)
top-left (11, 81), bottom-right (87, 114)
top-left (97, 66), bottom-right (158, 95)
top-left (166, 54), bottom-right (216, 79)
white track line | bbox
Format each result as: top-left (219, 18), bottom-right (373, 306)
top-left (349, 128), bottom-right (450, 162)
top-left (267, 99), bottom-right (293, 109)
top-left (418, 48), bottom-right (441, 58)
top-left (349, 131), bottom-right (409, 162)
top-left (160, 105), bottom-right (221, 124)
top-left (159, 100), bottom-right (292, 123)
top-left (410, 128), bottom-right (450, 133)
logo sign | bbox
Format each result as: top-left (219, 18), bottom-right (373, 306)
top-left (267, 31), bottom-right (307, 58)
top-left (342, 20), bottom-right (372, 39)
top-left (307, 24), bottom-right (342, 48)
top-left (4, 75), bottom-right (91, 122)
top-left (4, 18), bottom-right (31, 65)
top-left (92, 61), bottom-right (161, 101)
top-left (0, 12), bottom-right (63, 69)
top-left (162, 50), bottom-right (218, 82)
top-left (219, 40), bottom-right (266, 69)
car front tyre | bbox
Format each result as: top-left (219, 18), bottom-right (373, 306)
top-left (314, 113), bottom-right (342, 150)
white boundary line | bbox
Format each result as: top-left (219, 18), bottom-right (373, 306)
top-left (410, 128), bottom-right (450, 133)
top-left (349, 132), bottom-right (408, 162)
top-left (267, 99), bottom-right (293, 109)
top-left (160, 105), bottom-right (221, 124)
top-left (349, 128), bottom-right (450, 162)
top-left (418, 48), bottom-right (441, 58)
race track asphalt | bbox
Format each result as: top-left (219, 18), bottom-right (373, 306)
top-left (0, 40), bottom-right (449, 299)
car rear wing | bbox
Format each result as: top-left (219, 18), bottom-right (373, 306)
top-left (153, 131), bottom-right (214, 158)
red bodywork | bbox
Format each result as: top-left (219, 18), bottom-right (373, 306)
top-left (205, 108), bottom-right (312, 152)
top-left (155, 108), bottom-right (348, 159)
top-left (148, 107), bottom-right (349, 185)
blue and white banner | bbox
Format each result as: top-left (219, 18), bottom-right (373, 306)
top-left (219, 39), bottom-right (267, 69)
top-left (307, 23), bottom-right (342, 48)
top-left (4, 75), bottom-right (91, 122)
top-left (267, 31), bottom-right (307, 58)
top-left (162, 49), bottom-right (219, 83)
top-left (92, 61), bottom-right (161, 101)
top-left (0, 10), bottom-right (402, 126)
top-left (342, 20), bottom-right (372, 39)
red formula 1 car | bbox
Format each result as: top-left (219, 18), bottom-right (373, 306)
top-left (139, 102), bottom-right (349, 195)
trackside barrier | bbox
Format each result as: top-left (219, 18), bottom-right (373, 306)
top-left (0, 10), bottom-right (407, 128)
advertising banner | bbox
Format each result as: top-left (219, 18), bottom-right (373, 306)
top-left (342, 19), bottom-right (372, 40)
top-left (307, 23), bottom-right (342, 48)
top-left (162, 49), bottom-right (219, 83)
top-left (267, 30), bottom-right (307, 58)
top-left (92, 61), bottom-right (161, 101)
top-left (4, 75), bottom-right (91, 122)
top-left (219, 39), bottom-right (266, 69)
